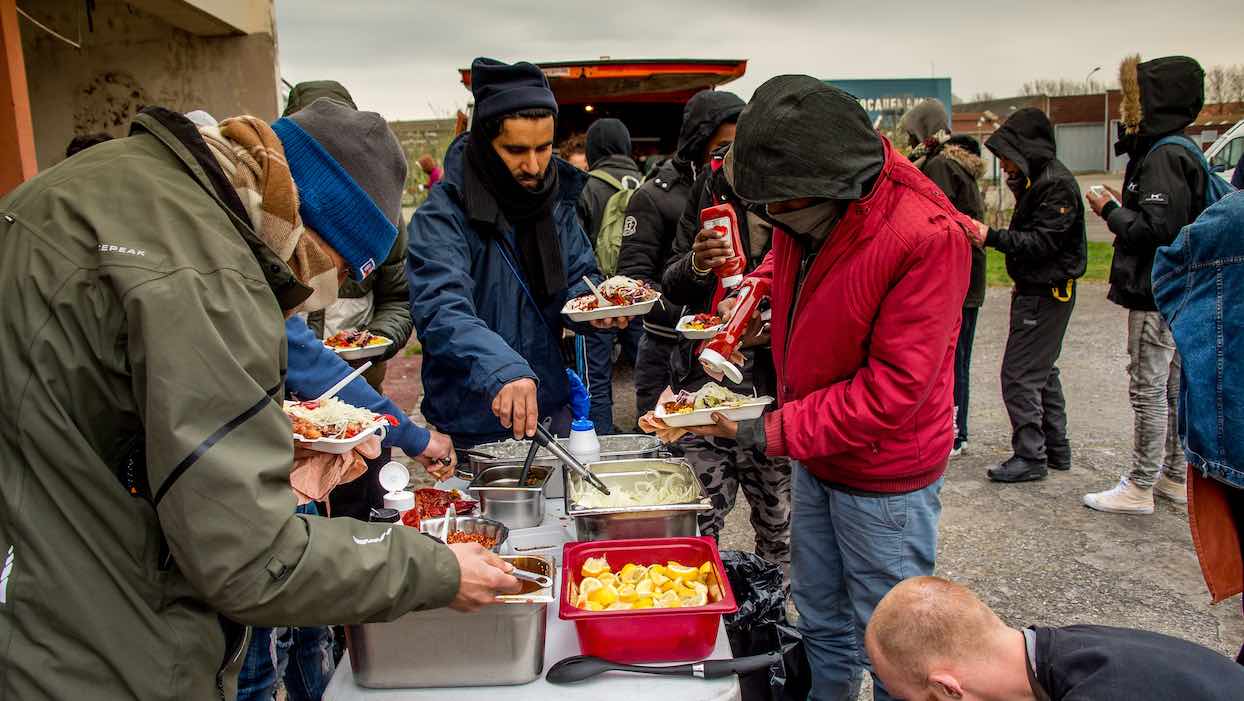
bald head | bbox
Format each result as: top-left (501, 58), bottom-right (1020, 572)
top-left (866, 577), bottom-right (1008, 689)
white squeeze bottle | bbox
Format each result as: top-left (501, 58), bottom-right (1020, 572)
top-left (567, 418), bottom-right (601, 467)
top-left (378, 461), bottom-right (414, 521)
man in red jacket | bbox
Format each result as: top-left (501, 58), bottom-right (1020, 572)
top-left (690, 75), bottom-right (972, 700)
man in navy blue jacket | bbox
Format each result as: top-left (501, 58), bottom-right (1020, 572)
top-left (407, 58), bottom-right (626, 447)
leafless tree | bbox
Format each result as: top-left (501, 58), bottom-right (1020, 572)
top-left (971, 91), bottom-right (996, 102)
top-left (1225, 65), bottom-right (1244, 105)
top-left (1020, 79), bottom-right (1106, 96)
top-left (1206, 66), bottom-right (1228, 112)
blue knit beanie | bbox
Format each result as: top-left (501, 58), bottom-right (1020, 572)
top-left (271, 99), bottom-right (404, 281)
top-left (470, 57), bottom-right (559, 125)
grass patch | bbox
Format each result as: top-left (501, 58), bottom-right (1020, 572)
top-left (986, 241), bottom-right (1113, 287)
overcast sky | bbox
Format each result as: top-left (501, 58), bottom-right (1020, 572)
top-left (275, 1), bottom-right (1243, 120)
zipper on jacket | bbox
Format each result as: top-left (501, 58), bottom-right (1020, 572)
top-left (781, 244), bottom-right (820, 399)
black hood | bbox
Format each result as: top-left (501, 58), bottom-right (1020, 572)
top-left (676, 90), bottom-right (745, 164)
top-left (1117, 55), bottom-right (1204, 153)
top-left (985, 108), bottom-right (1056, 180)
top-left (282, 80), bottom-right (357, 116)
top-left (730, 75), bottom-right (883, 204)
top-left (586, 118), bottom-right (632, 169)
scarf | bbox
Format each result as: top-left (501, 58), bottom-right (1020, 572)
top-left (463, 129), bottom-right (565, 301)
top-left (199, 117), bottom-right (339, 313)
top-left (908, 129), bottom-right (952, 169)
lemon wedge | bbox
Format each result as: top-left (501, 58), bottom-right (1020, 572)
top-left (617, 584), bottom-right (638, 603)
top-left (635, 578), bottom-right (655, 597)
top-left (606, 601), bottom-right (634, 611)
top-left (634, 596), bottom-right (654, 609)
top-left (584, 601), bottom-right (604, 611)
top-left (589, 583), bottom-right (620, 607)
top-left (656, 590), bottom-right (681, 608)
top-left (581, 556), bottom-right (611, 578)
top-left (665, 561), bottom-right (700, 581)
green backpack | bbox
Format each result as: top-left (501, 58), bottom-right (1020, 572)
top-left (588, 169), bottom-right (641, 276)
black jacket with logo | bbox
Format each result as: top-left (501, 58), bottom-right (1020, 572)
top-left (1105, 55), bottom-right (1208, 311)
top-left (984, 108), bottom-right (1087, 295)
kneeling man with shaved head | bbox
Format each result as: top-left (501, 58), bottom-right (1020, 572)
top-left (865, 576), bottom-right (1244, 701)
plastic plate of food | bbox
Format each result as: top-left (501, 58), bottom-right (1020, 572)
top-left (562, 275), bottom-right (662, 322)
top-left (284, 398), bottom-right (390, 454)
top-left (653, 383), bottom-right (775, 428)
top-left (323, 329), bottom-right (393, 361)
top-left (675, 313), bottom-right (725, 340)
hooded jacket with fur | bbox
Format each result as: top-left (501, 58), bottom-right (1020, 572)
top-left (1105, 55), bottom-right (1208, 311)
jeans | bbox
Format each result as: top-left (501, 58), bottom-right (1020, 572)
top-left (953, 307), bottom-right (980, 443)
top-left (584, 323), bottom-right (642, 432)
top-left (1126, 310), bottom-right (1184, 487)
top-left (790, 463), bottom-right (943, 701)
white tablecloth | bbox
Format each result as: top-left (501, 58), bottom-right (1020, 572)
top-left (323, 493), bottom-right (740, 701)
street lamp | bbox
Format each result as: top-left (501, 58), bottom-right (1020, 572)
top-left (1085, 66), bottom-right (1102, 90)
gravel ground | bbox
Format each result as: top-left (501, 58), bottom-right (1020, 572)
top-left (385, 280), bottom-right (1242, 667)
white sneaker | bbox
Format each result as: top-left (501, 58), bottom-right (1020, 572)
top-left (950, 440), bottom-right (966, 458)
top-left (1083, 478), bottom-right (1155, 514)
top-left (1153, 473), bottom-right (1188, 504)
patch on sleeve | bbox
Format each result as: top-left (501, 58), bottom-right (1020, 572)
top-left (1142, 192), bottom-right (1170, 206)
top-left (622, 216), bottom-right (638, 237)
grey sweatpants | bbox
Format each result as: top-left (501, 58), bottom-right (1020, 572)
top-left (679, 434), bottom-right (791, 571)
top-left (1126, 310), bottom-right (1184, 488)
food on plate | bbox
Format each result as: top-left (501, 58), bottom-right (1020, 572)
top-left (401, 488), bottom-right (477, 527)
top-left (571, 559), bottom-right (720, 611)
top-left (445, 531), bottom-right (497, 549)
top-left (284, 398), bottom-right (384, 441)
top-left (324, 328), bottom-right (389, 350)
top-left (570, 469), bottom-right (700, 509)
top-left (660, 382), bottom-right (753, 416)
top-left (682, 313), bottom-right (723, 330)
top-left (566, 275), bottom-right (657, 312)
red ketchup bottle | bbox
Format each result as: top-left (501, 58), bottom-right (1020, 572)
top-left (700, 204), bottom-right (746, 289)
top-left (699, 276), bottom-right (770, 384)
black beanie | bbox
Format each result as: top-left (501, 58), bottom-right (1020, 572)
top-left (470, 57), bottom-right (559, 125)
top-left (586, 118), bottom-right (632, 169)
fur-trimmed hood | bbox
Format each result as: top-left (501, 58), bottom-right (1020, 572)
top-left (1118, 55), bottom-right (1204, 142)
top-left (941, 142), bottom-right (986, 180)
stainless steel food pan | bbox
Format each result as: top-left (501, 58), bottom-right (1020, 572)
top-left (565, 459), bottom-right (711, 542)
top-left (467, 465), bottom-right (549, 530)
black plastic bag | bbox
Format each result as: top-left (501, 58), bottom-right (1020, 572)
top-left (721, 551), bottom-right (810, 700)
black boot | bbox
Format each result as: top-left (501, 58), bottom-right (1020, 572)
top-left (987, 455), bottom-right (1048, 483)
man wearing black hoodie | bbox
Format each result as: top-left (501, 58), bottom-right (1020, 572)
top-left (618, 90), bottom-right (745, 414)
top-left (972, 108), bottom-right (1087, 484)
top-left (578, 118), bottom-right (644, 431)
top-left (1083, 55), bottom-right (1208, 514)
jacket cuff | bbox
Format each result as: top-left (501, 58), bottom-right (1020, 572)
top-left (734, 417), bottom-right (767, 454)
top-left (762, 410), bottom-right (786, 458)
top-left (1100, 200), bottom-right (1119, 220)
top-left (419, 540), bottom-right (464, 610)
top-left (985, 227), bottom-right (1002, 248)
top-left (1105, 203), bottom-right (1130, 236)
top-left (389, 419), bottom-right (431, 457)
top-left (485, 362), bottom-right (538, 400)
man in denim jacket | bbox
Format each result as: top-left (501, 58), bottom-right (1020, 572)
top-left (1153, 191), bottom-right (1244, 664)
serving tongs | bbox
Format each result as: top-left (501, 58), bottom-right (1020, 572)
top-left (439, 502), bottom-right (457, 544)
top-left (508, 566), bottom-right (553, 589)
top-left (516, 418), bottom-right (551, 489)
top-left (532, 422), bottom-right (611, 496)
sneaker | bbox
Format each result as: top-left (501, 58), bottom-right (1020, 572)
top-left (1153, 473), bottom-right (1188, 504)
top-left (950, 439), bottom-right (967, 458)
top-left (987, 455), bottom-right (1048, 483)
top-left (1082, 478), bottom-right (1155, 514)
top-left (1047, 457), bottom-right (1071, 471)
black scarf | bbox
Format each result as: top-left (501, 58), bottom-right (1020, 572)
top-left (463, 129), bottom-right (564, 301)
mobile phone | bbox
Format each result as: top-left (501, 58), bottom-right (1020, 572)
top-left (1090, 185), bottom-right (1120, 205)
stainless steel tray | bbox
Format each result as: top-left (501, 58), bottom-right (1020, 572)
top-left (564, 459), bottom-right (711, 542)
top-left (346, 555), bottom-right (555, 688)
top-left (460, 434), bottom-right (665, 489)
top-left (468, 465), bottom-right (549, 530)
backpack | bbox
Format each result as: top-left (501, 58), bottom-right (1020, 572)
top-left (1145, 135), bottom-right (1237, 208)
top-left (588, 169), bottom-right (641, 276)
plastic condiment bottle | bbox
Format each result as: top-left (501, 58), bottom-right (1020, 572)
top-left (567, 418), bottom-right (602, 466)
top-left (699, 276), bottom-right (771, 384)
top-left (378, 461), bottom-right (415, 519)
top-left (700, 204), bottom-right (746, 289)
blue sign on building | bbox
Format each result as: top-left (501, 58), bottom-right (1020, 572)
top-left (825, 78), bottom-right (953, 131)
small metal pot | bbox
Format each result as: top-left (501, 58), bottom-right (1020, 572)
top-left (468, 465), bottom-right (550, 530)
top-left (417, 515), bottom-right (509, 553)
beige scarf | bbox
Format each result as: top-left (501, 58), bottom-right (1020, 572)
top-left (199, 117), bottom-right (339, 312)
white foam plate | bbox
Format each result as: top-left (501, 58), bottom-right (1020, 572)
top-left (292, 419), bottom-right (388, 454)
top-left (561, 293), bottom-right (660, 322)
top-left (675, 314), bottom-right (726, 340)
top-left (325, 336), bottom-right (393, 361)
top-left (654, 396), bottom-right (775, 427)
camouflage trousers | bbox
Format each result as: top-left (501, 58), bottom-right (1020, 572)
top-left (679, 434), bottom-right (792, 570)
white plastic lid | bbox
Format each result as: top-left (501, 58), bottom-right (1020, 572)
top-left (721, 273), bottom-right (744, 288)
top-left (378, 460), bottom-right (410, 493)
top-left (383, 490), bottom-right (414, 513)
top-left (699, 347), bottom-right (744, 384)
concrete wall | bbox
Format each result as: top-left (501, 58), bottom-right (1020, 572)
top-left (20, 0), bottom-right (278, 169)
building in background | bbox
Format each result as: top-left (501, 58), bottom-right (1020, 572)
top-left (2, 0), bottom-right (279, 194)
top-left (825, 77), bottom-right (954, 132)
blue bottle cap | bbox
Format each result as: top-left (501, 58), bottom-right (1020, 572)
top-left (571, 418), bottom-right (595, 433)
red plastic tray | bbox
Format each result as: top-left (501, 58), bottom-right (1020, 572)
top-left (559, 536), bottom-right (738, 663)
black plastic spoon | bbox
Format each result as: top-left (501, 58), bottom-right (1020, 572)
top-left (545, 652), bottom-right (781, 684)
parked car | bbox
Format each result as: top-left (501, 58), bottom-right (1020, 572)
top-left (1206, 118), bottom-right (1244, 184)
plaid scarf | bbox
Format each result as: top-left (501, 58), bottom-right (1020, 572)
top-left (199, 116), bottom-right (339, 312)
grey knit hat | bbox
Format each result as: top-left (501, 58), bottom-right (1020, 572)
top-left (284, 97), bottom-right (406, 228)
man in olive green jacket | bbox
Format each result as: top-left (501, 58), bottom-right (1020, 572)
top-left (0, 102), bottom-right (516, 700)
